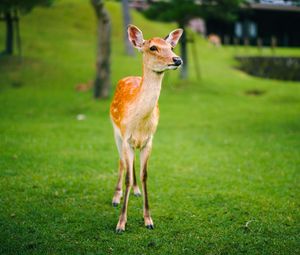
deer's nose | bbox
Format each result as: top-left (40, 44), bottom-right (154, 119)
top-left (172, 57), bottom-right (182, 66)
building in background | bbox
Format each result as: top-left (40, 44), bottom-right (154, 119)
top-left (206, 1), bottom-right (300, 46)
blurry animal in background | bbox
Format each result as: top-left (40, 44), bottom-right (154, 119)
top-left (110, 24), bottom-right (183, 233)
top-left (75, 80), bottom-right (93, 92)
top-left (208, 34), bottom-right (221, 47)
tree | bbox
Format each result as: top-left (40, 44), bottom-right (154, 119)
top-left (91, 0), bottom-right (111, 99)
top-left (0, 0), bottom-right (53, 55)
top-left (144, 0), bottom-right (243, 79)
top-left (122, 0), bottom-right (134, 56)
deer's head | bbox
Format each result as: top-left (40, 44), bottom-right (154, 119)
top-left (128, 25), bottom-right (183, 73)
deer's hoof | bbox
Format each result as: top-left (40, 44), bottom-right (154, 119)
top-left (134, 191), bottom-right (142, 197)
top-left (133, 186), bottom-right (141, 197)
top-left (116, 218), bottom-right (126, 233)
top-left (116, 228), bottom-right (125, 234)
top-left (112, 191), bottom-right (122, 206)
top-left (146, 224), bottom-right (154, 230)
top-left (144, 216), bottom-right (154, 229)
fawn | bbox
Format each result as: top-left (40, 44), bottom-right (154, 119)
top-left (110, 25), bottom-right (183, 232)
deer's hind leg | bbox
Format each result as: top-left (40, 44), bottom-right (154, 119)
top-left (112, 130), bottom-right (124, 207)
top-left (112, 159), bottom-right (124, 207)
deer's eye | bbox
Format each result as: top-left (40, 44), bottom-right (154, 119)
top-left (150, 46), bottom-right (158, 51)
top-left (171, 47), bottom-right (174, 51)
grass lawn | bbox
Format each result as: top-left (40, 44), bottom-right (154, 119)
top-left (0, 0), bottom-right (300, 254)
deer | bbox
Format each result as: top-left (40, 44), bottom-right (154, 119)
top-left (208, 34), bottom-right (221, 47)
top-left (110, 24), bottom-right (183, 233)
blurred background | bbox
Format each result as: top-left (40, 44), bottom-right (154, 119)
top-left (0, 0), bottom-right (299, 254)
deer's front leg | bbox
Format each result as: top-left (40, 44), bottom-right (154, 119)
top-left (140, 139), bottom-right (154, 229)
top-left (116, 142), bottom-right (134, 233)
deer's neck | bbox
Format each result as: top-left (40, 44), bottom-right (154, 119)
top-left (136, 66), bottom-right (164, 115)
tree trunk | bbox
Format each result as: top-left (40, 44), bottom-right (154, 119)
top-left (4, 10), bottom-right (14, 55)
top-left (122, 0), bottom-right (134, 56)
top-left (179, 25), bottom-right (188, 79)
top-left (91, 0), bottom-right (111, 99)
top-left (14, 10), bottom-right (22, 58)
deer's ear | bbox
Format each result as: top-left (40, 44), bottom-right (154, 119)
top-left (165, 29), bottom-right (183, 47)
top-left (128, 24), bottom-right (144, 50)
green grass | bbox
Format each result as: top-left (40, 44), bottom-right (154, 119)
top-left (0, 0), bottom-right (300, 254)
